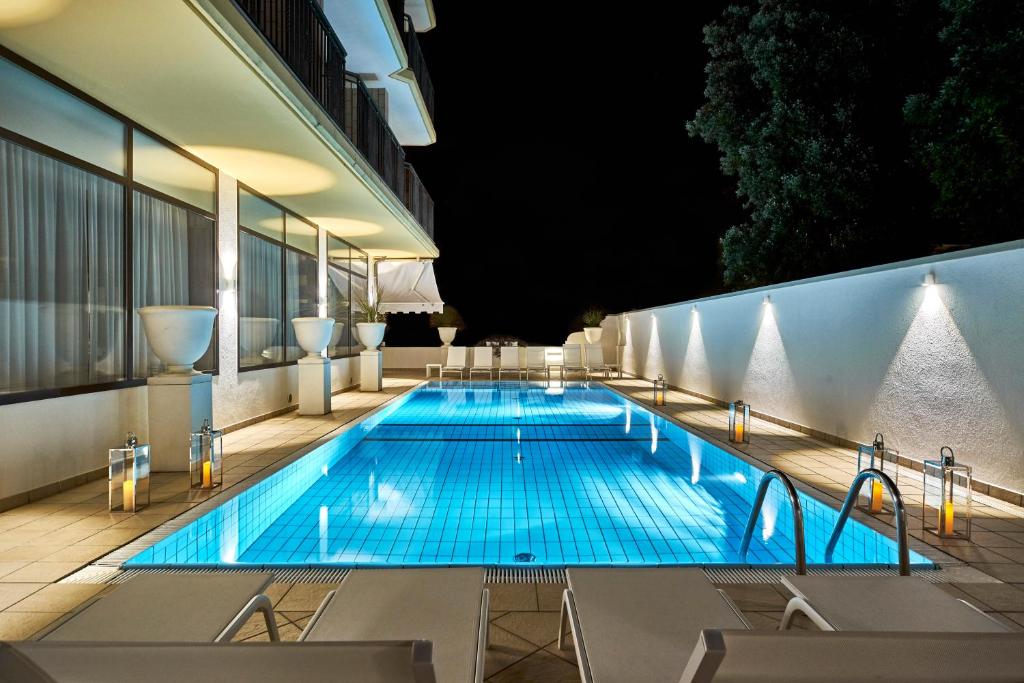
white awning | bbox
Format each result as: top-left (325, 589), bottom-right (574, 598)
top-left (377, 260), bottom-right (444, 314)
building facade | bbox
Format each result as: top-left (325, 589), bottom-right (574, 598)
top-left (0, 0), bottom-right (438, 508)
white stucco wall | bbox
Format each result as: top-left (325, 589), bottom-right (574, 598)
top-left (610, 241), bottom-right (1024, 494)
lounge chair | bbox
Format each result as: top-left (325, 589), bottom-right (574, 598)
top-left (497, 346), bottom-right (521, 380)
top-left (39, 573), bottom-right (279, 643)
top-left (1, 641), bottom-right (436, 683)
top-left (440, 346), bottom-right (468, 379)
top-left (468, 346), bottom-right (494, 379)
top-left (558, 568), bottom-right (749, 683)
top-left (679, 629), bottom-right (1024, 682)
top-left (301, 567), bottom-right (489, 683)
top-left (524, 347), bottom-right (549, 380)
top-left (560, 344), bottom-right (586, 379)
top-left (584, 344), bottom-right (615, 379)
top-left (780, 575), bottom-right (1009, 632)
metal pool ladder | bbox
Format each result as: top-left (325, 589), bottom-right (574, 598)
top-left (824, 468), bottom-right (911, 576)
top-left (739, 469), bottom-right (807, 575)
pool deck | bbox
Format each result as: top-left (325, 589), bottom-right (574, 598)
top-left (1, 372), bottom-right (1024, 682)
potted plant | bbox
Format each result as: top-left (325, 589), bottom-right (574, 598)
top-left (582, 307), bottom-right (605, 344)
top-left (429, 305), bottom-right (464, 346)
top-left (355, 284), bottom-right (388, 351)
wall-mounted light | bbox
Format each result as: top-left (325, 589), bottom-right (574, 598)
top-left (922, 272), bottom-right (936, 287)
top-left (762, 295), bottom-right (772, 306)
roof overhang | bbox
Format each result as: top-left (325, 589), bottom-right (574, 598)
top-left (0, 0), bottom-right (437, 257)
top-left (377, 260), bottom-right (444, 314)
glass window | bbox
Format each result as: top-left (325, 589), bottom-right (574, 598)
top-left (0, 138), bottom-right (125, 393)
top-left (286, 214), bottom-right (317, 255)
top-left (132, 130), bottom-right (215, 212)
top-left (238, 231), bottom-right (283, 367)
top-left (326, 265), bottom-right (351, 357)
top-left (132, 191), bottom-right (217, 377)
top-left (0, 56), bottom-right (125, 174)
top-left (239, 188), bottom-right (284, 242)
top-left (285, 250), bottom-right (319, 362)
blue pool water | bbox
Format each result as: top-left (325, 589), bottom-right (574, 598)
top-left (127, 382), bottom-right (932, 568)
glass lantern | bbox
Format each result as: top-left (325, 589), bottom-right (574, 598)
top-left (922, 447), bottom-right (972, 540)
top-left (108, 432), bottom-right (150, 512)
top-left (856, 433), bottom-right (899, 514)
top-left (729, 401), bottom-right (750, 443)
top-left (190, 419), bottom-right (224, 490)
top-left (652, 374), bottom-right (667, 406)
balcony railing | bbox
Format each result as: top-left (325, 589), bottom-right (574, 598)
top-left (233, 0), bottom-right (435, 240)
top-left (235, 0), bottom-right (347, 125)
top-left (344, 73), bottom-right (404, 196)
top-left (403, 15), bottom-right (435, 122)
top-left (402, 163), bottom-right (435, 240)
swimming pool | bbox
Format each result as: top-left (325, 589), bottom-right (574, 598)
top-left (126, 382), bottom-right (932, 568)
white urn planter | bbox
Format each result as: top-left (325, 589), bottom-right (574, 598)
top-left (138, 305), bottom-right (217, 374)
top-left (584, 327), bottom-right (603, 344)
top-left (292, 317), bottom-right (335, 358)
top-left (437, 326), bottom-right (457, 346)
top-left (357, 322), bottom-right (387, 351)
top-left (239, 316), bottom-right (279, 362)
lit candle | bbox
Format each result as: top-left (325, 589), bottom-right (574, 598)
top-left (122, 480), bottom-right (134, 512)
top-left (869, 481), bottom-right (883, 513)
top-left (202, 460), bottom-right (212, 488)
top-left (940, 501), bottom-right (954, 535)
top-left (735, 422), bottom-right (744, 442)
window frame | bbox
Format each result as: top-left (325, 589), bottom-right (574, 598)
top-left (236, 183), bottom-right (329, 372)
top-left (0, 45), bottom-right (220, 406)
top-left (325, 236), bottom-right (369, 360)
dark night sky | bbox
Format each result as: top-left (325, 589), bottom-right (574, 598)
top-left (394, 3), bottom-right (744, 346)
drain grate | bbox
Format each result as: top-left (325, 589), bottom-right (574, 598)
top-left (60, 563), bottom-right (991, 587)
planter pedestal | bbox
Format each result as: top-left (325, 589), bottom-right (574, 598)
top-left (147, 373), bottom-right (212, 472)
top-left (298, 356), bottom-right (332, 415)
top-left (360, 350), bottom-right (382, 392)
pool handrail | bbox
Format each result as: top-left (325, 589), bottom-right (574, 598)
top-left (824, 468), bottom-right (910, 576)
top-left (739, 469), bottom-right (807, 575)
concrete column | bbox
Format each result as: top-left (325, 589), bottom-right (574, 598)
top-left (147, 374), bottom-right (212, 472)
top-left (298, 356), bottom-right (331, 414)
top-left (360, 350), bottom-right (383, 392)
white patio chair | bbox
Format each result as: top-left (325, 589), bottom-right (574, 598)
top-left (558, 568), bottom-right (749, 683)
top-left (440, 346), bottom-right (467, 379)
top-left (680, 630), bottom-right (1024, 683)
top-left (302, 568), bottom-right (489, 683)
top-left (560, 344), bottom-right (586, 379)
top-left (584, 344), bottom-right (613, 379)
top-left (780, 575), bottom-right (1009, 632)
top-left (498, 346), bottom-right (521, 380)
top-left (524, 347), bottom-right (549, 380)
top-left (468, 346), bottom-right (494, 379)
top-left (40, 574), bottom-right (280, 643)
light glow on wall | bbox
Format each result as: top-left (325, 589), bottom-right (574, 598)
top-left (0, 0), bottom-right (69, 27)
top-left (868, 283), bottom-right (1013, 474)
top-left (185, 146), bottom-right (334, 195)
top-left (741, 299), bottom-right (800, 414)
top-left (645, 314), bottom-right (665, 380)
top-left (682, 304), bottom-right (711, 392)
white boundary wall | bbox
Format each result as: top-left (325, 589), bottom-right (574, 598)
top-left (605, 241), bottom-right (1024, 495)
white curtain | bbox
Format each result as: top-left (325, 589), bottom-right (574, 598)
top-left (239, 231), bottom-right (282, 365)
top-left (132, 192), bottom-right (189, 376)
top-left (0, 139), bottom-right (123, 393)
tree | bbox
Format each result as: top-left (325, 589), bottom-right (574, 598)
top-left (905, 0), bottom-right (1024, 243)
top-left (689, 1), bottom-right (941, 288)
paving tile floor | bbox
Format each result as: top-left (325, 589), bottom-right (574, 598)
top-left (3, 372), bottom-right (1024, 680)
